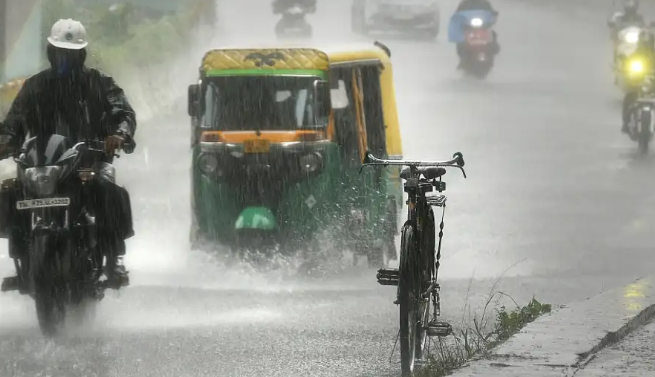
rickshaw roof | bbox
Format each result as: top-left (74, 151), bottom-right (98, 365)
top-left (201, 42), bottom-right (392, 72)
top-left (201, 47), bottom-right (330, 76)
top-left (319, 43), bottom-right (392, 65)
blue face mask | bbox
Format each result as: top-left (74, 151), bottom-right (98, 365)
top-left (56, 59), bottom-right (71, 76)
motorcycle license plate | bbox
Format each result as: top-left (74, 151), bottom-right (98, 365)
top-left (16, 198), bottom-right (70, 210)
top-left (243, 139), bottom-right (270, 153)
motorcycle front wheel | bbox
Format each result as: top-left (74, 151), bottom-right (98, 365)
top-left (30, 235), bottom-right (65, 336)
top-left (639, 108), bottom-right (651, 154)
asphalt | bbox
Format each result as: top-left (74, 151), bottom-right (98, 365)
top-left (3, 0), bottom-right (655, 376)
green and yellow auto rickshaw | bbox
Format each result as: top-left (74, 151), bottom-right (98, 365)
top-left (187, 42), bottom-right (403, 266)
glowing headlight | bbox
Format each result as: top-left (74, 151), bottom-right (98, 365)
top-left (624, 31), bottom-right (640, 44)
top-left (299, 153), bottom-right (322, 174)
top-left (470, 18), bottom-right (483, 27)
top-left (197, 153), bottom-right (219, 175)
top-left (23, 166), bottom-right (63, 196)
top-left (630, 60), bottom-right (645, 73)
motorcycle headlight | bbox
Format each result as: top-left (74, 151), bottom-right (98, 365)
top-left (197, 153), bottom-right (218, 175)
top-left (299, 153), bottom-right (322, 174)
top-left (630, 59), bottom-right (645, 73)
top-left (624, 31), bottom-right (640, 44)
top-left (23, 166), bottom-right (63, 197)
top-left (470, 18), bottom-right (483, 27)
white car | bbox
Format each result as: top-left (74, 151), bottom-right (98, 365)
top-left (351, 0), bottom-right (440, 38)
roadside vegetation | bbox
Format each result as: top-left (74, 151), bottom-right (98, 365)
top-left (0, 0), bottom-right (219, 118)
top-left (417, 278), bottom-right (553, 377)
top-left (41, 0), bottom-right (216, 74)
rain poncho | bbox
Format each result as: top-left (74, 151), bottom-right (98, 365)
top-left (1, 67), bottom-right (136, 153)
top-left (448, 9), bottom-right (498, 43)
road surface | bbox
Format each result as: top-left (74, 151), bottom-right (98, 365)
top-left (2, 1), bottom-right (655, 376)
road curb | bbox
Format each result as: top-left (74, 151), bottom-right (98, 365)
top-left (449, 276), bottom-right (655, 376)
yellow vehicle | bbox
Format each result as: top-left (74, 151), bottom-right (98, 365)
top-left (187, 41), bottom-right (403, 266)
top-left (323, 41), bottom-right (404, 263)
top-left (0, 78), bottom-right (27, 117)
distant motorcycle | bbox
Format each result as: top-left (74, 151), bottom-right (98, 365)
top-left (448, 10), bottom-right (499, 79)
top-left (612, 25), bottom-right (645, 91)
top-left (274, 4), bottom-right (314, 39)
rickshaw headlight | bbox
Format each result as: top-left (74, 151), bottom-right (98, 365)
top-left (299, 153), bottom-right (322, 174)
top-left (198, 153), bottom-right (219, 175)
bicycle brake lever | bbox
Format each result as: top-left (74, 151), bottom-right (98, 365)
top-left (453, 152), bottom-right (465, 167)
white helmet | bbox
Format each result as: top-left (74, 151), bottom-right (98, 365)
top-left (47, 19), bottom-right (88, 50)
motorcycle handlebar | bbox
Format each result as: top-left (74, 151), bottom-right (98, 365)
top-left (75, 139), bottom-right (136, 158)
top-left (360, 151), bottom-right (467, 178)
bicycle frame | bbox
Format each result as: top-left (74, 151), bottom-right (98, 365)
top-left (361, 150), bottom-right (467, 375)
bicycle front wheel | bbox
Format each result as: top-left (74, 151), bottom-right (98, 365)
top-left (398, 223), bottom-right (420, 375)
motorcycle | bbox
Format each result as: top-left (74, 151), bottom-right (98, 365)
top-left (274, 4), bottom-right (314, 39)
top-left (0, 134), bottom-right (133, 336)
top-left (626, 70), bottom-right (655, 153)
top-left (448, 9), bottom-right (499, 79)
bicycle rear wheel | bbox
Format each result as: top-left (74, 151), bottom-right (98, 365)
top-left (398, 223), bottom-right (422, 375)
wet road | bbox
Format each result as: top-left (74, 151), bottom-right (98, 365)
top-left (3, 0), bottom-right (655, 376)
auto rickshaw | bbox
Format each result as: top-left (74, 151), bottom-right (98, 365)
top-left (187, 42), bottom-right (403, 266)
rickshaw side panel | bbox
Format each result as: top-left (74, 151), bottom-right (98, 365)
top-left (378, 58), bottom-right (404, 213)
top-left (325, 43), bottom-right (404, 218)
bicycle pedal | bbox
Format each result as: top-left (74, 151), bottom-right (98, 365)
top-left (376, 268), bottom-right (399, 286)
top-left (426, 321), bottom-right (453, 337)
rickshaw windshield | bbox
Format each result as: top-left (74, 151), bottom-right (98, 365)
top-left (201, 75), bottom-right (327, 131)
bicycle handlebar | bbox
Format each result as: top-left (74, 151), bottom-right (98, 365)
top-left (360, 151), bottom-right (467, 178)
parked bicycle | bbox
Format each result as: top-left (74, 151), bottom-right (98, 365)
top-left (361, 150), bottom-right (466, 375)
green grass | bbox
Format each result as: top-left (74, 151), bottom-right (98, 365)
top-left (415, 283), bottom-right (553, 377)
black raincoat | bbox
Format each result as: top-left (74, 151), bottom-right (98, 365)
top-left (2, 67), bottom-right (136, 155)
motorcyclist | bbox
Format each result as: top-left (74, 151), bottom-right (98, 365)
top-left (272, 0), bottom-right (316, 15)
top-left (612, 0), bottom-right (645, 28)
top-left (0, 19), bottom-right (136, 291)
top-left (610, 0), bottom-right (646, 47)
top-left (454, 0), bottom-right (500, 68)
top-left (456, 0), bottom-right (495, 12)
top-left (622, 29), bottom-right (655, 133)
